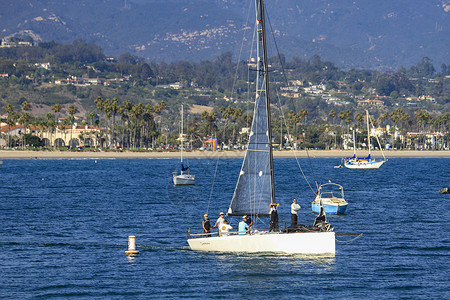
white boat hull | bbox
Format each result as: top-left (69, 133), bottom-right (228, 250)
top-left (188, 231), bottom-right (335, 254)
top-left (344, 160), bottom-right (385, 169)
top-left (173, 174), bottom-right (195, 185)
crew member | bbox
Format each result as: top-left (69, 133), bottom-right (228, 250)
top-left (291, 198), bottom-right (301, 226)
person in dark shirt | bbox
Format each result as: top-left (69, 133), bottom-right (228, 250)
top-left (202, 214), bottom-right (212, 237)
top-left (269, 203), bottom-right (279, 232)
top-left (245, 215), bottom-right (253, 230)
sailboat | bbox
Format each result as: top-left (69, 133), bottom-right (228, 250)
top-left (173, 105), bottom-right (195, 185)
top-left (187, 0), bottom-right (335, 254)
top-left (344, 110), bottom-right (387, 169)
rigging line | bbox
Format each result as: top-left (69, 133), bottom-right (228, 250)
top-left (266, 9), bottom-right (319, 194)
top-left (306, 147), bottom-right (319, 190)
top-left (368, 114), bottom-right (386, 160)
top-left (231, 0), bottom-right (253, 97)
top-left (206, 152), bottom-right (221, 215)
top-left (335, 233), bottom-right (364, 244)
top-left (274, 89), bottom-right (315, 195)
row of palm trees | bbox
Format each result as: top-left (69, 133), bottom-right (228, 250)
top-left (94, 97), bottom-right (166, 149)
top-left (1, 98), bottom-right (449, 150)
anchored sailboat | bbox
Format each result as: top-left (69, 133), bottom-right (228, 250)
top-left (344, 110), bottom-right (387, 169)
top-left (187, 0), bottom-right (335, 254)
top-left (173, 105), bottom-right (195, 185)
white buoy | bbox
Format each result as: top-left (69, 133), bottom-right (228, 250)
top-left (125, 236), bottom-right (139, 255)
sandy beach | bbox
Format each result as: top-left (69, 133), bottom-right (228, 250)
top-left (0, 149), bottom-right (448, 159)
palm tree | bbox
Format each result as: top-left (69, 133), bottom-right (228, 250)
top-left (328, 110), bottom-right (336, 125)
top-left (5, 104), bottom-right (14, 148)
top-left (131, 103), bottom-right (144, 149)
top-left (220, 106), bottom-right (234, 144)
top-left (110, 98), bottom-right (119, 149)
top-left (355, 113), bottom-right (364, 129)
top-left (19, 112), bottom-right (32, 149)
top-left (298, 109), bottom-right (308, 125)
top-left (67, 105), bottom-right (78, 149)
top-left (45, 113), bottom-right (55, 148)
top-left (51, 104), bottom-right (62, 149)
top-left (21, 101), bottom-right (31, 149)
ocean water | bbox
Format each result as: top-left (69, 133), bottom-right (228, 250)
top-left (1, 156), bottom-right (449, 299)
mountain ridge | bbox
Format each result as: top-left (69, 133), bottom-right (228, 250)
top-left (0, 0), bottom-right (448, 70)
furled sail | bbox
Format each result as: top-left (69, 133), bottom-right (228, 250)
top-left (228, 0), bottom-right (274, 217)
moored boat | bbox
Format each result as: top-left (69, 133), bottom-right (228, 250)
top-left (173, 105), bottom-right (195, 185)
top-left (312, 182), bottom-right (348, 214)
top-left (344, 110), bottom-right (387, 169)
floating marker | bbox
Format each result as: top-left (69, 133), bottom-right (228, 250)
top-left (125, 236), bottom-right (139, 255)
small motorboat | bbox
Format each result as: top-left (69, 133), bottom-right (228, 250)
top-left (439, 188), bottom-right (449, 194)
top-left (312, 182), bottom-right (348, 214)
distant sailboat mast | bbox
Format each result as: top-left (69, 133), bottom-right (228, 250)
top-left (352, 129), bottom-right (356, 157)
top-left (180, 105), bottom-right (184, 173)
top-left (366, 110), bottom-right (371, 156)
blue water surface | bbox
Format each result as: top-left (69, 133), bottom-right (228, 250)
top-left (1, 157), bottom-right (449, 299)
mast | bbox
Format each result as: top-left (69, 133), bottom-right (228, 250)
top-left (366, 110), bottom-right (371, 156)
top-left (352, 129), bottom-right (356, 157)
top-left (227, 0), bottom-right (275, 216)
top-left (180, 105), bottom-right (184, 171)
top-left (258, 0), bottom-right (275, 205)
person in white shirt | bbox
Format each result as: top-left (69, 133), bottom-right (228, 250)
top-left (291, 198), bottom-right (301, 226)
top-left (220, 220), bottom-right (233, 236)
top-left (213, 212), bottom-right (225, 229)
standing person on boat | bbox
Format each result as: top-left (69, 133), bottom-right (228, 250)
top-left (220, 220), bottom-right (233, 236)
top-left (291, 198), bottom-right (301, 227)
top-left (213, 212), bottom-right (225, 230)
top-left (238, 216), bottom-right (249, 235)
top-left (202, 214), bottom-right (212, 237)
top-left (269, 203), bottom-right (280, 232)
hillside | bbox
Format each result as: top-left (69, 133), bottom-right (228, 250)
top-left (0, 0), bottom-right (448, 70)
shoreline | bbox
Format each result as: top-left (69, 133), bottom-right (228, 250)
top-left (0, 149), bottom-right (449, 159)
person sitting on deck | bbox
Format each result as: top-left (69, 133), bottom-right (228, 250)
top-left (239, 216), bottom-right (249, 235)
top-left (245, 215), bottom-right (253, 229)
top-left (220, 220), bottom-right (233, 236)
top-left (313, 205), bottom-right (327, 227)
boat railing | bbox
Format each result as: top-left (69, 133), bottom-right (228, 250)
top-left (188, 227), bottom-right (269, 239)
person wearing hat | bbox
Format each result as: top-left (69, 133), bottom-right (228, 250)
top-left (213, 212), bottom-right (226, 230)
top-left (202, 214), bottom-right (212, 237)
top-left (269, 203), bottom-right (280, 232)
top-left (238, 215), bottom-right (249, 235)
